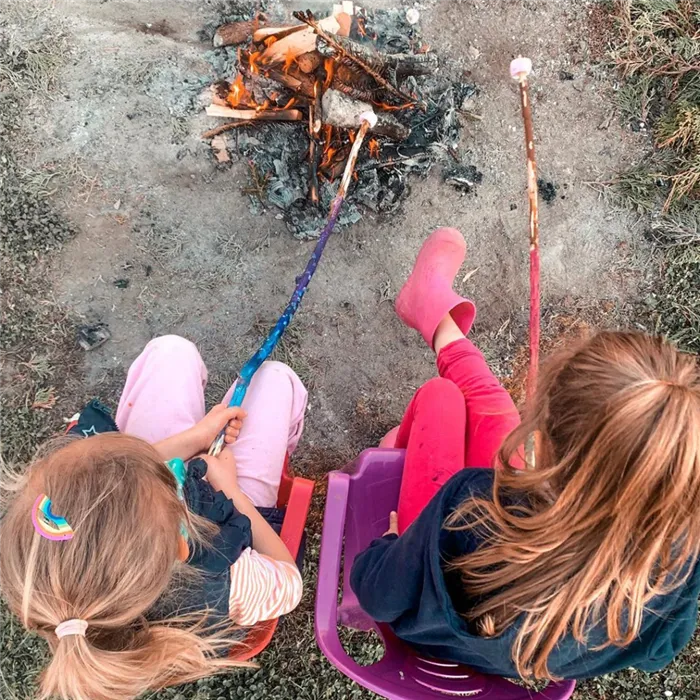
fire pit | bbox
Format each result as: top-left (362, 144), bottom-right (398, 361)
top-left (202, 3), bottom-right (478, 238)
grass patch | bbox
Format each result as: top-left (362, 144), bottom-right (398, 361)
top-left (574, 6), bottom-right (700, 694)
top-left (606, 0), bottom-right (700, 352)
top-left (610, 0), bottom-right (699, 215)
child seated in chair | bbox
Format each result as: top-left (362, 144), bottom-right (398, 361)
top-left (351, 227), bottom-right (700, 681)
top-left (0, 336), bottom-right (307, 700)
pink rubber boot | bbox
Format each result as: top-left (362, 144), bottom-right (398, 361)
top-left (395, 227), bottom-right (476, 347)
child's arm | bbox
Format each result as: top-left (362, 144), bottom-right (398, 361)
top-left (202, 450), bottom-right (297, 566)
top-left (154, 405), bottom-right (246, 461)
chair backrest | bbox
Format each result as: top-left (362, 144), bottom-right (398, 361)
top-left (338, 449), bottom-right (405, 630)
top-left (316, 448), bottom-right (576, 700)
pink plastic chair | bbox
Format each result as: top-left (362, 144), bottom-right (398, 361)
top-left (315, 448), bottom-right (576, 700)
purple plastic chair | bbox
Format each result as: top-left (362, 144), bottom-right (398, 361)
top-left (315, 448), bottom-right (577, 700)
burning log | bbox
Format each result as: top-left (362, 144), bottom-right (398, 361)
top-left (206, 104), bottom-right (303, 122)
top-left (261, 15), bottom-right (340, 65)
top-left (296, 51), bottom-right (322, 73)
top-left (266, 67), bottom-right (315, 99)
top-left (330, 80), bottom-right (376, 104)
top-left (318, 35), bottom-right (438, 77)
top-left (253, 24), bottom-right (305, 43)
top-left (293, 10), bottom-right (419, 107)
top-left (214, 18), bottom-right (264, 47)
top-left (322, 89), bottom-right (410, 140)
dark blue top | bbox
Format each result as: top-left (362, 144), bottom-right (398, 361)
top-left (350, 468), bottom-right (700, 679)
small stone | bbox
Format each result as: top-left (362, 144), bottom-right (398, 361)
top-left (406, 8), bottom-right (420, 24)
top-left (77, 323), bottom-right (111, 351)
top-left (468, 45), bottom-right (480, 61)
top-left (664, 692), bottom-right (673, 698)
top-left (114, 199), bottom-right (121, 210)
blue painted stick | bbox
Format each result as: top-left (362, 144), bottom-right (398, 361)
top-left (209, 111), bottom-right (377, 456)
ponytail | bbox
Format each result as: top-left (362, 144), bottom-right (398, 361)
top-left (42, 619), bottom-right (244, 700)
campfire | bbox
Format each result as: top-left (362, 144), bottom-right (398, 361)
top-left (203, 4), bottom-right (477, 238)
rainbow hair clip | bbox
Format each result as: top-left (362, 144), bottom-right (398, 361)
top-left (31, 495), bottom-right (74, 541)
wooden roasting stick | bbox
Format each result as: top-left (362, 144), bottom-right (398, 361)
top-left (208, 110), bottom-right (378, 458)
top-left (511, 57), bottom-right (540, 471)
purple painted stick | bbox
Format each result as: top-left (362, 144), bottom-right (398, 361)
top-left (209, 111), bottom-right (378, 456)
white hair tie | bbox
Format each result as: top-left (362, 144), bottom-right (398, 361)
top-left (55, 619), bottom-right (88, 639)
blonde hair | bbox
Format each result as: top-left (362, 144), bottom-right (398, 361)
top-left (0, 433), bottom-right (248, 700)
top-left (449, 331), bottom-right (700, 679)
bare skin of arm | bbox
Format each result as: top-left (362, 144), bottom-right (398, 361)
top-left (154, 405), bottom-right (246, 461)
top-left (201, 450), bottom-right (297, 567)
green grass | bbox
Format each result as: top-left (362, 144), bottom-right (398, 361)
top-left (608, 0), bottom-right (700, 352)
top-left (574, 5), bottom-right (700, 692)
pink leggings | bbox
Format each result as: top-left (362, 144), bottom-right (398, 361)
top-left (396, 338), bottom-right (521, 532)
top-left (115, 336), bottom-right (308, 508)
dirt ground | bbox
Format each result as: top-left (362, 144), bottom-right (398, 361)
top-left (21, 0), bottom-right (644, 449)
top-left (5, 0), bottom-right (692, 699)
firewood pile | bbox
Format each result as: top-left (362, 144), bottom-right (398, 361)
top-left (203, 4), bottom-right (478, 238)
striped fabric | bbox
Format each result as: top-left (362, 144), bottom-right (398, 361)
top-left (228, 548), bottom-right (303, 626)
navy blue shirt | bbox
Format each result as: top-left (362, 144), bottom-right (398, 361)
top-left (350, 468), bottom-right (700, 679)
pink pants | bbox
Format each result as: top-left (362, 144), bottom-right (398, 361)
top-left (115, 336), bottom-right (308, 508)
top-left (396, 338), bottom-right (521, 532)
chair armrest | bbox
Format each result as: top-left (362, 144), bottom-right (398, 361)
top-left (235, 476), bottom-right (314, 663)
top-left (315, 472), bottom-right (367, 680)
top-left (280, 476), bottom-right (314, 559)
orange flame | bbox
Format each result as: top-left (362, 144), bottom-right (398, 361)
top-left (323, 58), bottom-right (335, 90)
top-left (227, 73), bottom-right (252, 108)
top-left (283, 47), bottom-right (297, 73)
top-left (321, 147), bottom-right (337, 169)
top-left (368, 138), bottom-right (380, 159)
top-left (348, 130), bottom-right (356, 143)
top-left (282, 97), bottom-right (296, 110)
top-left (249, 50), bottom-right (263, 74)
top-left (372, 100), bottom-right (414, 112)
top-left (264, 36), bottom-right (277, 48)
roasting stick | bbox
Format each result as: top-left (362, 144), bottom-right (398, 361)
top-left (510, 57), bottom-right (540, 403)
top-left (209, 111), bottom-right (378, 457)
top-left (510, 57), bottom-right (540, 470)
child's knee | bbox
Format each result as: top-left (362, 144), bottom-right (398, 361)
top-left (256, 361), bottom-right (308, 405)
top-left (418, 376), bottom-right (462, 404)
top-left (145, 335), bottom-right (200, 361)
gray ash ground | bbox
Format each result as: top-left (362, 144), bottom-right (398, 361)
top-left (202, 2), bottom-right (478, 239)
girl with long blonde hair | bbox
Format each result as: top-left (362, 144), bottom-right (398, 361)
top-left (1, 335), bottom-right (308, 700)
top-left (351, 228), bottom-right (700, 680)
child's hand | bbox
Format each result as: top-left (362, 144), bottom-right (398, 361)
top-left (199, 450), bottom-right (240, 498)
top-left (383, 511), bottom-right (399, 537)
top-left (192, 405), bottom-right (247, 451)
